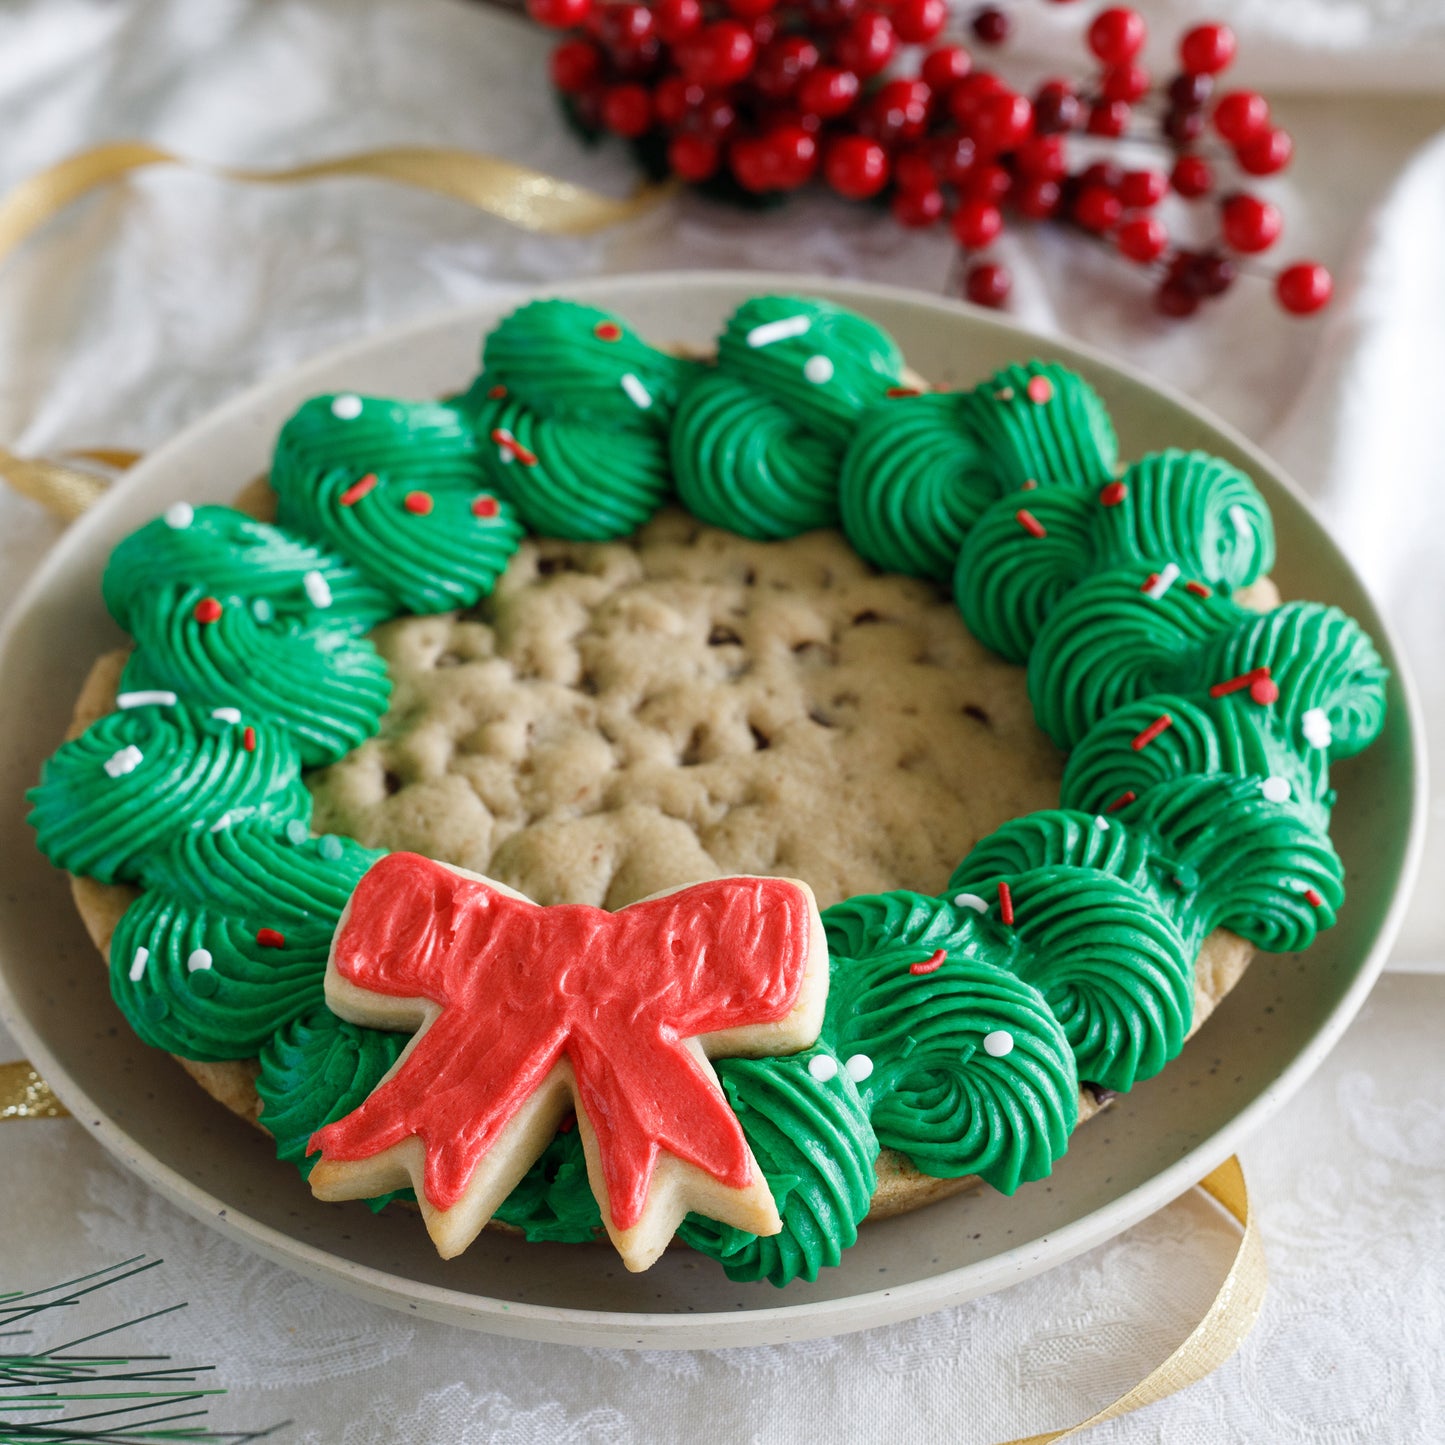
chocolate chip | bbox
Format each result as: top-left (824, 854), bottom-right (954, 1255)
top-left (852, 610), bottom-right (883, 625)
top-left (383, 770), bottom-right (403, 796)
top-left (708, 624), bottom-right (742, 646)
top-left (963, 704), bottom-right (991, 726)
top-left (750, 724), bottom-right (771, 751)
top-left (1084, 1082), bottom-right (1118, 1107)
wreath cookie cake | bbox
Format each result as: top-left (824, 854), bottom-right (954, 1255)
top-left (29, 293), bottom-right (1389, 1283)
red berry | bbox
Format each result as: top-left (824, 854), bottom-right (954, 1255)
top-left (595, 2), bottom-right (654, 49)
top-left (687, 94), bottom-right (738, 138)
top-left (1119, 168), bottom-right (1167, 209)
top-left (1163, 107), bottom-right (1206, 145)
top-left (1213, 90), bottom-right (1270, 144)
top-left (1276, 261), bottom-right (1333, 315)
top-left (866, 79), bottom-right (933, 141)
top-left (965, 261), bottom-right (1011, 308)
top-left (1156, 278), bottom-right (1199, 317)
top-left (1116, 215), bottom-right (1167, 262)
top-left (668, 133), bottom-right (721, 181)
top-left (601, 82), bottom-right (653, 137)
top-left (1073, 183), bottom-right (1121, 232)
top-left (727, 0), bottom-right (777, 17)
top-left (1237, 127), bottom-right (1293, 175)
top-left (971, 6), bottom-right (1011, 45)
top-left (653, 0), bottom-right (702, 42)
top-left (948, 70), bottom-right (1008, 128)
top-left (893, 0), bottom-right (947, 44)
top-left (1013, 176), bottom-right (1061, 219)
top-left (653, 76), bottom-right (698, 126)
top-left (549, 39), bottom-right (601, 94)
top-left (1086, 100), bottom-right (1130, 138)
top-left (1087, 8), bottom-right (1146, 66)
top-left (1014, 134), bottom-right (1066, 181)
top-left (893, 148), bottom-right (936, 192)
top-left (922, 46), bottom-right (973, 92)
top-left (732, 123), bottom-right (818, 192)
top-left (972, 90), bottom-right (1033, 154)
top-left (892, 185), bottom-right (946, 228)
top-left (962, 161), bottom-right (1010, 203)
top-left (1170, 154), bottom-right (1214, 198)
top-left (528, 0), bottom-right (592, 30)
top-left (1168, 71), bottom-right (1214, 110)
top-left (1032, 79), bottom-right (1080, 134)
top-left (1180, 22), bottom-right (1237, 75)
top-left (1079, 160), bottom-right (1123, 191)
top-left (824, 134), bottom-right (890, 198)
top-left (1221, 192), bottom-right (1282, 253)
top-left (931, 134), bottom-right (978, 186)
top-left (676, 21), bottom-right (756, 86)
top-left (749, 13), bottom-right (779, 48)
top-left (753, 35), bottom-right (820, 99)
top-left (951, 197), bottom-right (1003, 249)
top-left (1101, 63), bottom-right (1150, 103)
top-left (835, 12), bottom-right (896, 78)
top-left (1190, 250), bottom-right (1237, 296)
top-left (797, 65), bottom-right (860, 118)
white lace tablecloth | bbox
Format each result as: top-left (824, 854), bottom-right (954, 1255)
top-left (2, 2), bottom-right (1443, 1441)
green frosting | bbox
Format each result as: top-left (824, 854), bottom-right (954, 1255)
top-left (822, 891), bottom-right (1077, 1190)
top-left (839, 390), bottom-right (998, 579)
top-left (457, 300), bottom-right (694, 540)
top-left (27, 701), bottom-right (309, 886)
top-left (956, 449), bottom-right (1275, 663)
top-left (106, 507), bottom-right (392, 768)
top-left (962, 361), bottom-right (1118, 493)
top-left (110, 823), bottom-right (382, 1061)
top-left (679, 1052), bottom-right (877, 1287)
top-left (671, 295), bottom-right (904, 539)
top-left (270, 395), bottom-right (524, 614)
top-left (256, 1005), bottom-right (410, 1213)
top-left (493, 1127), bottom-right (604, 1244)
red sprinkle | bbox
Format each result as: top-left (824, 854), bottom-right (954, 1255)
top-left (241, 725), bottom-right (256, 752)
top-left (1100, 481), bottom-right (1128, 507)
top-left (1021, 478), bottom-right (1039, 491)
top-left (1140, 572), bottom-right (1160, 593)
top-left (1210, 666), bottom-right (1272, 699)
top-left (909, 948), bottom-right (948, 976)
top-left (339, 472), bottom-right (379, 507)
top-left (887, 386), bottom-right (921, 398)
top-left (1303, 887), bottom-right (1324, 908)
top-left (256, 928), bottom-right (285, 949)
top-left (193, 596), bottom-right (222, 625)
top-left (472, 494), bottom-right (500, 519)
top-left (998, 880), bottom-right (1015, 926)
top-left (403, 490), bottom-right (434, 516)
top-left (594, 321), bottom-right (623, 341)
top-left (1132, 714), bottom-right (1174, 751)
top-left (1026, 375), bottom-right (1055, 405)
top-left (1016, 508), bottom-right (1047, 538)
top-left (490, 428), bottom-right (538, 467)
top-left (557, 1113), bottom-right (576, 1134)
top-left (1185, 580), bottom-right (1213, 598)
top-left (1106, 789), bottom-right (1138, 813)
top-left (488, 384), bottom-right (507, 399)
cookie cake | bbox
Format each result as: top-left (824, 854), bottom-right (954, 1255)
top-left (28, 292), bottom-right (1388, 1283)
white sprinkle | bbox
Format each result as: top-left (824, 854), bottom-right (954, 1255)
top-left (103, 745), bottom-right (143, 778)
top-left (844, 1053), bottom-right (874, 1083)
top-left (331, 394), bottom-right (363, 420)
top-left (1262, 776), bottom-right (1292, 803)
top-left (803, 355), bottom-right (835, 385)
top-left (994, 387), bottom-right (1015, 402)
top-left (1144, 562), bottom-right (1181, 600)
top-left (746, 315), bottom-right (812, 348)
top-left (620, 372), bottom-right (653, 409)
top-left (1095, 816), bottom-right (1111, 830)
top-left (983, 1030), bottom-right (1014, 1058)
top-left (1287, 878), bottom-right (1308, 893)
top-left (1302, 707), bottom-right (1333, 749)
top-left (303, 570), bottom-right (333, 609)
top-left (495, 428), bottom-right (517, 466)
top-left (1228, 503), bottom-right (1249, 533)
top-left (209, 811), bottom-right (234, 833)
top-left (211, 706), bottom-right (242, 724)
top-left (128, 946), bottom-right (149, 982)
top-left (808, 1054), bottom-right (839, 1082)
top-left (952, 893), bottom-right (988, 913)
top-left (187, 948), bottom-right (213, 973)
top-left (117, 690), bottom-right (176, 709)
top-left (164, 502), bottom-right (194, 530)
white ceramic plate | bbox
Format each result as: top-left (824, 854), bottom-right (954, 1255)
top-left (0, 273), bottom-right (1425, 1349)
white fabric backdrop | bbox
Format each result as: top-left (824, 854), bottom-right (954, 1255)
top-left (1, 1), bottom-right (1443, 1440)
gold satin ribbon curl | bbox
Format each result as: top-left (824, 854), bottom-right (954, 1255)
top-left (0, 135), bottom-right (1266, 1442)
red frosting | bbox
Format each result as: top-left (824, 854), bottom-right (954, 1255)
top-left (308, 854), bottom-right (813, 1231)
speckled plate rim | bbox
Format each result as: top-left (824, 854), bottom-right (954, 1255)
top-left (0, 271), bottom-right (1426, 1349)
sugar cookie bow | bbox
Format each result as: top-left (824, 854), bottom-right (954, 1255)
top-left (307, 853), bottom-right (828, 1270)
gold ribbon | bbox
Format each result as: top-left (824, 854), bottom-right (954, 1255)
top-left (0, 1060), bottom-right (71, 1118)
top-left (0, 140), bottom-right (668, 518)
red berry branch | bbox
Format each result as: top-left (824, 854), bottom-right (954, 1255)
top-left (528, 0), bottom-right (1333, 318)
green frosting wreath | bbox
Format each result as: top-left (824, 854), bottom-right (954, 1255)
top-left (28, 292), bottom-right (1389, 1288)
